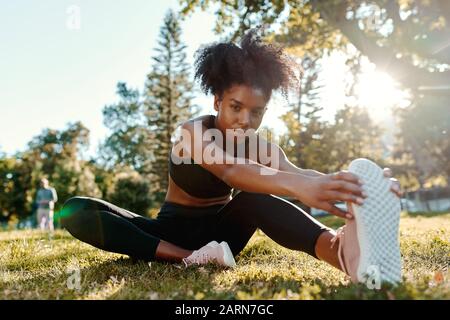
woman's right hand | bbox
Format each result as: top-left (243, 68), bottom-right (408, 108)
top-left (295, 171), bottom-right (367, 219)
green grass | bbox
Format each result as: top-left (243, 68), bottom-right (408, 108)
top-left (0, 212), bottom-right (449, 300)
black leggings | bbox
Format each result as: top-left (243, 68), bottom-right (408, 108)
top-left (60, 192), bottom-right (331, 261)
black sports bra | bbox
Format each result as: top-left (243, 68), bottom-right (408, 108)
top-left (168, 115), bottom-right (233, 198)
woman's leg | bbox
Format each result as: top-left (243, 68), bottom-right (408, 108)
top-left (213, 191), bottom-right (342, 269)
top-left (61, 197), bottom-right (192, 262)
top-left (156, 241), bottom-right (193, 263)
top-left (315, 230), bottom-right (342, 270)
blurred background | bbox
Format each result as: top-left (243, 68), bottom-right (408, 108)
top-left (1, 0), bottom-right (449, 229)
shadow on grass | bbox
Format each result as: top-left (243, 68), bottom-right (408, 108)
top-left (2, 228), bottom-right (448, 299)
top-left (3, 253), bottom-right (447, 299)
top-left (217, 274), bottom-right (423, 300)
top-left (2, 254), bottom-right (237, 299)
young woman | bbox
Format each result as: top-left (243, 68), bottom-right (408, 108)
top-left (61, 30), bottom-right (403, 284)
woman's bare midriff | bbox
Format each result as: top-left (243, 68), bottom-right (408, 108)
top-left (164, 175), bottom-right (232, 207)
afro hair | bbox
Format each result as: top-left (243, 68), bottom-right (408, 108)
top-left (194, 29), bottom-right (297, 100)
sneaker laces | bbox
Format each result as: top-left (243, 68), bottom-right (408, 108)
top-left (182, 249), bottom-right (216, 267)
top-left (330, 226), bottom-right (348, 275)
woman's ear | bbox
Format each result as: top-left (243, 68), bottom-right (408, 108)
top-left (213, 95), bottom-right (222, 112)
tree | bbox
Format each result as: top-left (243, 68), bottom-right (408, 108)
top-left (180, 0), bottom-right (450, 187)
top-left (328, 106), bottom-right (385, 169)
top-left (87, 159), bottom-right (115, 203)
top-left (278, 48), bottom-right (384, 173)
top-left (143, 9), bottom-right (198, 204)
top-left (278, 56), bottom-right (325, 168)
top-left (100, 82), bottom-right (152, 171)
top-left (0, 122), bottom-right (102, 222)
top-left (0, 157), bottom-right (20, 221)
top-left (393, 94), bottom-right (450, 188)
top-left (280, 105), bottom-right (385, 174)
top-left (180, 0), bottom-right (450, 91)
top-left (108, 169), bottom-right (153, 216)
top-left (26, 122), bottom-right (101, 204)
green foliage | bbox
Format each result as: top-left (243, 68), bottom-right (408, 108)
top-left (179, 0), bottom-right (450, 186)
top-left (278, 56), bottom-right (332, 172)
top-left (180, 0), bottom-right (450, 89)
top-left (0, 122), bottom-right (102, 222)
top-left (328, 106), bottom-right (385, 167)
top-left (100, 82), bottom-right (152, 171)
top-left (278, 53), bottom-right (384, 173)
top-left (108, 171), bottom-right (153, 216)
top-left (0, 157), bottom-right (21, 221)
top-left (393, 95), bottom-right (450, 188)
top-left (280, 106), bottom-right (384, 173)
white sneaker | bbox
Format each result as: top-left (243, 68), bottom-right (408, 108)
top-left (183, 241), bottom-right (237, 268)
top-left (347, 158), bottom-right (402, 285)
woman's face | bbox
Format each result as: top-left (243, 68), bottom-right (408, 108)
top-left (214, 84), bottom-right (268, 139)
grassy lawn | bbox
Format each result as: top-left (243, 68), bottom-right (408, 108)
top-left (0, 212), bottom-right (448, 300)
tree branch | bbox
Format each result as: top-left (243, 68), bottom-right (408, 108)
top-left (310, 0), bottom-right (450, 89)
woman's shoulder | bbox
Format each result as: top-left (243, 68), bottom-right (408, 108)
top-left (180, 114), bottom-right (216, 132)
top-left (171, 114), bottom-right (215, 152)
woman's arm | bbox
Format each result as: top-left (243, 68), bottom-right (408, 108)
top-left (277, 148), bottom-right (324, 177)
top-left (174, 120), bottom-right (365, 218)
top-left (263, 138), bottom-right (403, 198)
top-left (254, 136), bottom-right (324, 177)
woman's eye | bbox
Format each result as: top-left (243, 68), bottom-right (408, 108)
top-left (231, 105), bottom-right (240, 111)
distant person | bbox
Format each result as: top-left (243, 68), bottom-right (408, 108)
top-left (36, 178), bottom-right (58, 231)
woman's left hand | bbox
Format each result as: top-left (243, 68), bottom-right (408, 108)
top-left (383, 168), bottom-right (403, 198)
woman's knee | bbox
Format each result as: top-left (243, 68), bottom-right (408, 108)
top-left (227, 192), bottom-right (276, 221)
top-left (230, 191), bottom-right (295, 221)
top-left (60, 196), bottom-right (94, 229)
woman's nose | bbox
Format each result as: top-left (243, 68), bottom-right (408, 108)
top-left (238, 111), bottom-right (251, 128)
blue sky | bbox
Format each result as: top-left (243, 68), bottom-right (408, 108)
top-left (0, 0), bottom-right (220, 156)
top-left (0, 1), bottom-right (405, 157)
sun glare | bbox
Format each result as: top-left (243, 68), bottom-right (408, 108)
top-left (355, 71), bottom-right (410, 121)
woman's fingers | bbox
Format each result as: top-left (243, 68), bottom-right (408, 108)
top-left (323, 202), bottom-right (352, 219)
top-left (331, 171), bottom-right (363, 185)
top-left (327, 180), bottom-right (367, 198)
top-left (389, 178), bottom-right (403, 197)
top-left (383, 168), bottom-right (403, 198)
top-left (325, 190), bottom-right (364, 206)
top-left (323, 168), bottom-right (402, 219)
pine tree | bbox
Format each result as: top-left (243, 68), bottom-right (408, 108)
top-left (100, 82), bottom-right (151, 172)
top-left (279, 56), bottom-right (324, 169)
top-left (143, 10), bottom-right (197, 204)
